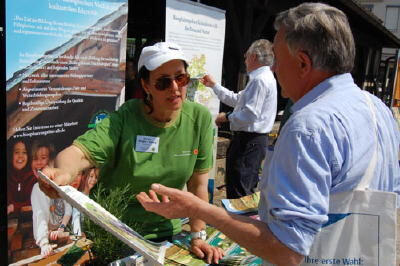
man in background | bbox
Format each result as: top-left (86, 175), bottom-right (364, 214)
top-left (201, 39), bottom-right (277, 199)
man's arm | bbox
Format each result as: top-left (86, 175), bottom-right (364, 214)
top-left (227, 79), bottom-right (267, 125)
top-left (200, 75), bottom-right (239, 107)
top-left (137, 184), bottom-right (304, 265)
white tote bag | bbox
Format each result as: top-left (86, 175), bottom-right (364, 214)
top-left (302, 189), bottom-right (397, 266)
top-left (302, 92), bottom-right (397, 266)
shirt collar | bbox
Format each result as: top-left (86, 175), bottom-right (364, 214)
top-left (248, 66), bottom-right (270, 80)
top-left (140, 100), bottom-right (182, 128)
top-left (291, 73), bottom-right (354, 113)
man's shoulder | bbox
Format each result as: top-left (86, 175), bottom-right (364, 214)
top-left (287, 98), bottom-right (342, 135)
top-left (251, 66), bottom-right (276, 85)
top-left (286, 87), bottom-right (373, 136)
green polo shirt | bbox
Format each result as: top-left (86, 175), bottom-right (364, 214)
top-left (74, 99), bottom-right (213, 239)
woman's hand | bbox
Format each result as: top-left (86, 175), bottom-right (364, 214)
top-left (38, 145), bottom-right (92, 198)
top-left (190, 238), bottom-right (224, 264)
top-left (38, 167), bottom-right (73, 199)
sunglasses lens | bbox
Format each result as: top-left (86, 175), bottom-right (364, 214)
top-left (155, 78), bottom-right (172, 91)
top-left (154, 73), bottom-right (190, 91)
top-left (175, 74), bottom-right (190, 87)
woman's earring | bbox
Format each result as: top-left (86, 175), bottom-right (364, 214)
top-left (146, 93), bottom-right (152, 102)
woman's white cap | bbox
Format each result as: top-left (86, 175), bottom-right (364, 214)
top-left (138, 42), bottom-right (188, 71)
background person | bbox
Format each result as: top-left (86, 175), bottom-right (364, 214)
top-left (78, 167), bottom-right (99, 196)
top-left (7, 139), bottom-right (36, 215)
top-left (137, 3), bottom-right (400, 265)
top-left (31, 141), bottom-right (55, 179)
top-left (39, 42), bottom-right (223, 264)
top-left (201, 39), bottom-right (277, 199)
top-left (71, 168), bottom-right (99, 236)
top-left (31, 183), bottom-right (73, 257)
top-left (30, 141), bottom-right (66, 257)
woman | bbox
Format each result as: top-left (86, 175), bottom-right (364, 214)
top-left (40, 42), bottom-right (223, 263)
top-left (7, 139), bottom-right (36, 214)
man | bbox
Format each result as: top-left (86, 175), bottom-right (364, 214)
top-left (201, 39), bottom-right (277, 199)
top-left (137, 3), bottom-right (400, 265)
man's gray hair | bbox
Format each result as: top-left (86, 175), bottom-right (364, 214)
top-left (247, 39), bottom-right (274, 66)
top-left (274, 2), bottom-right (355, 73)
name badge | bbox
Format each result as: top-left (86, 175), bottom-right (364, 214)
top-left (135, 135), bottom-right (159, 153)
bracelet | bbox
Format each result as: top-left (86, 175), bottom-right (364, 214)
top-left (191, 230), bottom-right (207, 240)
top-left (59, 224), bottom-right (66, 230)
top-left (225, 111), bottom-right (232, 120)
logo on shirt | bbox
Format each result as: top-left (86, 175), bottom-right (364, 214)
top-left (174, 150), bottom-right (192, 157)
top-left (88, 111), bottom-right (109, 128)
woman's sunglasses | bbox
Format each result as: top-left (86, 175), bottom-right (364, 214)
top-left (154, 73), bottom-right (191, 91)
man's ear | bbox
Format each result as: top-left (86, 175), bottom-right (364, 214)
top-left (297, 51), bottom-right (312, 77)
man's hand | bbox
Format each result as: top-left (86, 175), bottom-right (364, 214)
top-left (38, 167), bottom-right (73, 199)
top-left (136, 184), bottom-right (206, 220)
top-left (215, 112), bottom-right (229, 127)
top-left (190, 238), bottom-right (224, 264)
top-left (199, 74), bottom-right (216, 88)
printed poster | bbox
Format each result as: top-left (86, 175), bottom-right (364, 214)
top-left (165, 0), bottom-right (225, 187)
top-left (6, 0), bottom-right (127, 263)
top-left (165, 0), bottom-right (226, 119)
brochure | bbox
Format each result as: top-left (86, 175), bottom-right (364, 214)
top-left (166, 227), bottom-right (262, 265)
top-left (37, 171), bottom-right (167, 266)
top-left (221, 192), bottom-right (260, 214)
